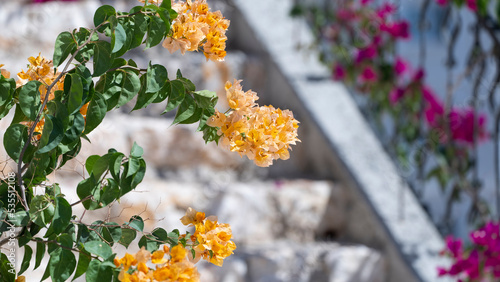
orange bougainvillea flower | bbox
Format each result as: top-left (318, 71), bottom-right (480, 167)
top-left (161, 0), bottom-right (230, 61)
top-left (115, 208), bottom-right (234, 281)
top-left (180, 207), bottom-right (236, 267)
top-left (0, 64), bottom-right (10, 78)
top-left (207, 80), bottom-right (300, 167)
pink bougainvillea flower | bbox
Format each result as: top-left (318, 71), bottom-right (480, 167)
top-left (394, 57), bottom-right (408, 77)
top-left (333, 64), bottom-right (346, 80)
top-left (448, 108), bottom-right (488, 144)
top-left (361, 0), bottom-right (374, 6)
top-left (436, 0), bottom-right (449, 6)
top-left (445, 236), bottom-right (463, 258)
top-left (422, 86), bottom-right (444, 127)
top-left (466, 0), bottom-right (477, 12)
top-left (360, 66), bottom-right (377, 82)
top-left (389, 87), bottom-right (405, 104)
top-left (355, 44), bottom-right (377, 63)
top-left (381, 21), bottom-right (410, 39)
top-left (336, 8), bottom-right (357, 21)
top-left (376, 3), bottom-right (396, 19)
top-left (413, 68), bottom-right (426, 82)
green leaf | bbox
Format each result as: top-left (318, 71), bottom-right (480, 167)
top-left (130, 13), bottom-right (148, 49)
top-left (84, 241), bottom-right (112, 259)
top-left (18, 245), bottom-right (32, 275)
top-left (93, 41), bottom-right (115, 77)
top-left (73, 250), bottom-right (91, 281)
top-left (73, 28), bottom-right (98, 64)
top-left (203, 124), bottom-right (221, 144)
top-left (138, 235), bottom-right (159, 252)
top-left (57, 233), bottom-right (74, 249)
top-left (61, 113), bottom-right (85, 148)
top-left (109, 153), bottom-right (125, 181)
top-left (126, 158), bottom-right (140, 178)
top-left (100, 178), bottom-right (120, 207)
top-left (157, 7), bottom-right (172, 31)
top-left (102, 222), bottom-right (122, 244)
top-left (0, 253), bottom-right (15, 282)
top-left (127, 215), bottom-right (144, 232)
top-left (119, 228), bottom-right (136, 248)
top-left (146, 63), bottom-right (168, 93)
top-left (8, 210), bottom-right (29, 226)
top-left (132, 74), bottom-right (157, 111)
top-left (85, 155), bottom-right (101, 175)
top-left (94, 5), bottom-right (116, 28)
top-left (84, 92), bottom-right (107, 134)
top-left (3, 123), bottom-right (28, 163)
top-left (146, 15), bottom-right (166, 49)
top-left (162, 80), bottom-right (185, 112)
top-left (76, 177), bottom-right (99, 210)
top-left (0, 76), bottom-right (16, 118)
top-left (119, 158), bottom-right (146, 195)
top-left (30, 195), bottom-right (55, 227)
top-left (52, 197), bottom-right (72, 234)
top-left (152, 227), bottom-right (168, 242)
top-left (34, 240), bottom-right (46, 270)
top-left (194, 90), bottom-right (218, 109)
top-left (160, 0), bottom-right (172, 9)
top-left (173, 94), bottom-right (202, 124)
top-left (77, 223), bottom-right (91, 245)
top-left (85, 260), bottom-right (114, 282)
top-left (66, 74), bottom-right (84, 114)
top-left (38, 114), bottom-right (65, 154)
top-left (96, 70), bottom-right (141, 111)
top-left (197, 107), bottom-right (215, 131)
top-left (130, 142), bottom-right (144, 158)
top-left (49, 248), bottom-right (77, 282)
top-left (53, 31), bottom-right (77, 67)
top-left (91, 154), bottom-right (113, 180)
top-left (111, 23), bottom-right (127, 53)
top-left (19, 80), bottom-right (42, 120)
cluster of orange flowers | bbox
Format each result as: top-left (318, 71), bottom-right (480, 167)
top-left (115, 207), bottom-right (235, 282)
top-left (157, 0), bottom-right (230, 61)
top-left (13, 54), bottom-right (88, 140)
top-left (207, 80), bottom-right (300, 167)
top-left (115, 245), bottom-right (200, 282)
top-left (180, 207), bottom-right (236, 266)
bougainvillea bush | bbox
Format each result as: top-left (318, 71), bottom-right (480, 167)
top-left (291, 0), bottom-right (500, 280)
top-left (0, 0), bottom-right (299, 281)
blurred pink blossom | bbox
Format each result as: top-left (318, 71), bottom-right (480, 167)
top-left (360, 66), bottom-right (377, 82)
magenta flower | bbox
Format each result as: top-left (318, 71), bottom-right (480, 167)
top-left (448, 108), bottom-right (488, 144)
top-left (422, 86), bottom-right (444, 127)
top-left (336, 8), bottom-right (357, 21)
top-left (466, 0), bottom-right (477, 12)
top-left (333, 64), bottom-right (346, 80)
top-left (355, 44), bottom-right (377, 63)
top-left (389, 87), bottom-right (405, 104)
top-left (445, 235), bottom-right (463, 258)
top-left (381, 21), bottom-right (410, 39)
top-left (436, 0), bottom-right (449, 6)
top-left (439, 222), bottom-right (500, 280)
top-left (376, 3), bottom-right (396, 19)
top-left (360, 66), bottom-right (377, 82)
top-left (361, 0), bottom-right (374, 6)
top-left (394, 57), bottom-right (408, 77)
top-left (413, 68), bottom-right (425, 81)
